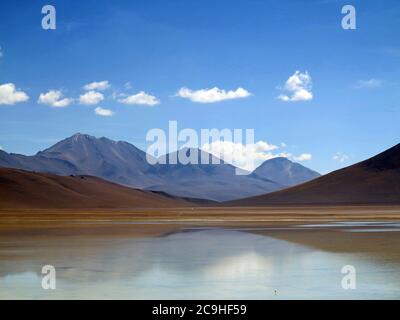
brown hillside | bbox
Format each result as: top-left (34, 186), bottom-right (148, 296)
top-left (228, 144), bottom-right (400, 206)
top-left (0, 168), bottom-right (190, 209)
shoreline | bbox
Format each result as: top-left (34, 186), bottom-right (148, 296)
top-left (2, 204), bottom-right (400, 239)
top-left (2, 205), bottom-right (400, 298)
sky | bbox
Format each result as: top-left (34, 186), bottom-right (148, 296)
top-left (0, 0), bottom-right (399, 174)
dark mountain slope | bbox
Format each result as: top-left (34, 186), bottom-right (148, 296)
top-left (0, 168), bottom-right (190, 209)
top-left (228, 144), bottom-right (400, 206)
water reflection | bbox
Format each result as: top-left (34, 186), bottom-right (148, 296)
top-left (1, 228), bottom-right (400, 299)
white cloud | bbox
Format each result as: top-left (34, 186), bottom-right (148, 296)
top-left (202, 140), bottom-right (313, 170)
top-left (355, 78), bottom-right (382, 89)
top-left (38, 90), bottom-right (73, 108)
top-left (94, 107), bottom-right (114, 117)
top-left (0, 145), bottom-right (3, 151)
top-left (124, 82), bottom-right (133, 90)
top-left (83, 81), bottom-right (110, 91)
top-left (176, 87), bottom-right (251, 103)
top-left (79, 91), bottom-right (104, 105)
top-left (277, 71), bottom-right (313, 102)
top-left (333, 152), bottom-right (349, 163)
top-left (202, 140), bottom-right (288, 171)
top-left (0, 83), bottom-right (29, 105)
top-left (294, 153), bottom-right (312, 161)
top-left (118, 91), bottom-right (160, 106)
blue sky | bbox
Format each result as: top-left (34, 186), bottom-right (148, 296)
top-left (0, 0), bottom-right (399, 173)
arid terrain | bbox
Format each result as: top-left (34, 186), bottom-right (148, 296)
top-left (0, 168), bottom-right (191, 209)
top-left (229, 143), bottom-right (400, 206)
top-left (2, 205), bottom-right (400, 236)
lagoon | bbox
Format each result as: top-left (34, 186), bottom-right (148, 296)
top-left (1, 224), bottom-right (400, 299)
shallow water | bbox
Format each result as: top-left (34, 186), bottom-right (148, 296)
top-left (1, 227), bottom-right (400, 299)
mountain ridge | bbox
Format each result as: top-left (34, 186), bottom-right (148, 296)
top-left (0, 133), bottom-right (320, 202)
top-left (228, 143), bottom-right (400, 206)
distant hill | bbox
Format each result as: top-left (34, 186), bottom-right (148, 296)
top-left (0, 168), bottom-right (190, 209)
top-left (145, 148), bottom-right (284, 201)
top-left (228, 144), bottom-right (400, 206)
top-left (251, 157), bottom-right (320, 186)
top-left (0, 133), bottom-right (320, 202)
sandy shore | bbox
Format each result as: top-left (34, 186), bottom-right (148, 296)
top-left (1, 204), bottom-right (400, 243)
top-left (2, 204), bottom-right (400, 229)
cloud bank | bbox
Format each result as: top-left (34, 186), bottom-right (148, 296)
top-left (202, 140), bottom-right (286, 171)
top-left (177, 87), bottom-right (251, 103)
top-left (202, 140), bottom-right (313, 171)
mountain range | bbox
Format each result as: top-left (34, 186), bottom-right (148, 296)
top-left (230, 143), bottom-right (400, 205)
top-left (0, 133), bottom-right (320, 202)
